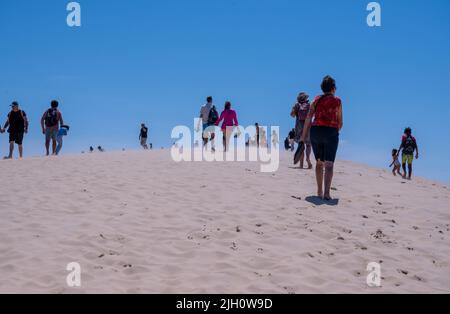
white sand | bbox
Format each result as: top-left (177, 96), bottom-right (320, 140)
top-left (0, 150), bottom-right (449, 294)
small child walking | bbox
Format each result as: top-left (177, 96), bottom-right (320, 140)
top-left (390, 149), bottom-right (402, 176)
top-left (56, 125), bottom-right (69, 155)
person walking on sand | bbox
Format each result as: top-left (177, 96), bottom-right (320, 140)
top-left (198, 96), bottom-right (217, 151)
top-left (139, 123), bottom-right (149, 150)
top-left (41, 100), bottom-right (64, 156)
top-left (291, 92), bottom-right (313, 169)
top-left (215, 101), bottom-right (239, 152)
top-left (272, 130), bottom-right (279, 149)
top-left (300, 76), bottom-right (343, 201)
top-left (0, 101), bottom-right (29, 159)
top-left (396, 127), bottom-right (419, 180)
top-left (255, 123), bottom-right (260, 148)
top-left (56, 125), bottom-right (70, 156)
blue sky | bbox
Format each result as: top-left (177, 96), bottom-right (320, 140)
top-left (0, 0), bottom-right (449, 182)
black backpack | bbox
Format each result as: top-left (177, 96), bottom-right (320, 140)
top-left (45, 108), bottom-right (59, 127)
top-left (403, 136), bottom-right (417, 154)
top-left (207, 106), bottom-right (219, 125)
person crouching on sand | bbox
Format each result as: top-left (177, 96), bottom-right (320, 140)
top-left (1, 101), bottom-right (29, 159)
top-left (300, 76), bottom-right (343, 201)
top-left (56, 125), bottom-right (70, 156)
top-left (215, 101), bottom-right (239, 152)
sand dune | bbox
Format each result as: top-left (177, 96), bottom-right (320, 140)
top-left (0, 150), bottom-right (449, 293)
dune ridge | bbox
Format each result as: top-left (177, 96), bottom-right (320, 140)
top-left (0, 150), bottom-right (449, 293)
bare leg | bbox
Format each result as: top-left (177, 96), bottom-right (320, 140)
top-left (316, 160), bottom-right (324, 198)
top-left (52, 139), bottom-right (57, 155)
top-left (306, 143), bottom-right (313, 169)
top-left (45, 139), bottom-right (50, 156)
top-left (18, 145), bottom-right (23, 158)
top-left (6, 141), bottom-right (14, 159)
top-left (408, 164), bottom-right (413, 180)
top-left (299, 151), bottom-right (305, 169)
top-left (402, 163), bottom-right (407, 179)
top-left (324, 161), bottom-right (334, 200)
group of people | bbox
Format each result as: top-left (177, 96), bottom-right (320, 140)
top-left (3, 77), bottom-right (420, 198)
top-left (288, 75), bottom-right (420, 201)
top-left (0, 100), bottom-right (69, 159)
top-left (198, 96), bottom-right (239, 152)
top-left (390, 128), bottom-right (419, 180)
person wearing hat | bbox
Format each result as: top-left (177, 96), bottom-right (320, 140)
top-left (291, 92), bottom-right (312, 169)
top-left (0, 101), bottom-right (29, 159)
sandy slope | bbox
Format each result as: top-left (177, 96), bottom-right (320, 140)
top-left (0, 150), bottom-right (449, 294)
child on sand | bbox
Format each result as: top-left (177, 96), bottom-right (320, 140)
top-left (390, 149), bottom-right (402, 176)
top-left (396, 128), bottom-right (419, 180)
top-left (55, 125), bottom-right (69, 156)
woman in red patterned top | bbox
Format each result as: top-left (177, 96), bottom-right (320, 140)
top-left (300, 76), bottom-right (343, 201)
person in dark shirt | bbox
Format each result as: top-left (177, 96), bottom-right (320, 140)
top-left (0, 101), bottom-right (29, 159)
top-left (139, 123), bottom-right (149, 150)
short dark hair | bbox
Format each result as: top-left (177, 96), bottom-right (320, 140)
top-left (404, 127), bottom-right (412, 135)
top-left (225, 101), bottom-right (231, 110)
top-left (11, 101), bottom-right (19, 107)
top-left (392, 149), bottom-right (398, 156)
top-left (321, 75), bottom-right (336, 93)
top-left (51, 100), bottom-right (59, 108)
top-left (206, 96), bottom-right (213, 103)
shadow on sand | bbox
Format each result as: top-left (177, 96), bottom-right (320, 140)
top-left (305, 196), bottom-right (339, 206)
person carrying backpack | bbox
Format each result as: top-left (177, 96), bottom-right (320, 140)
top-left (396, 127), bottom-right (419, 180)
top-left (198, 96), bottom-right (217, 151)
top-left (41, 100), bottom-right (64, 156)
top-left (0, 101), bottom-right (29, 159)
top-left (291, 92), bottom-right (313, 169)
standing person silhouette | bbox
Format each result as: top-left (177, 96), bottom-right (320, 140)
top-left (41, 100), bottom-right (64, 156)
top-left (300, 76), bottom-right (343, 201)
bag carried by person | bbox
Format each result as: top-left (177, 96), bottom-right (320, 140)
top-left (208, 106), bottom-right (219, 125)
top-left (403, 136), bottom-right (417, 155)
top-left (45, 108), bottom-right (59, 127)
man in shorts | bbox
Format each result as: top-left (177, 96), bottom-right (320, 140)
top-left (41, 100), bottom-right (64, 156)
top-left (1, 101), bottom-right (29, 159)
top-left (397, 127), bottom-right (419, 180)
top-left (198, 96), bottom-right (216, 150)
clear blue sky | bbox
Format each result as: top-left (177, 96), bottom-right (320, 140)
top-left (1, 0), bottom-right (449, 182)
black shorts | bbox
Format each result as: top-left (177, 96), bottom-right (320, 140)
top-left (310, 126), bottom-right (339, 162)
top-left (9, 131), bottom-right (24, 145)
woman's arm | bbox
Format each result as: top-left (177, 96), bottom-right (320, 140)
top-left (290, 104), bottom-right (297, 118)
top-left (215, 112), bottom-right (224, 126)
top-left (338, 103), bottom-right (343, 130)
top-left (233, 111), bottom-right (238, 126)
